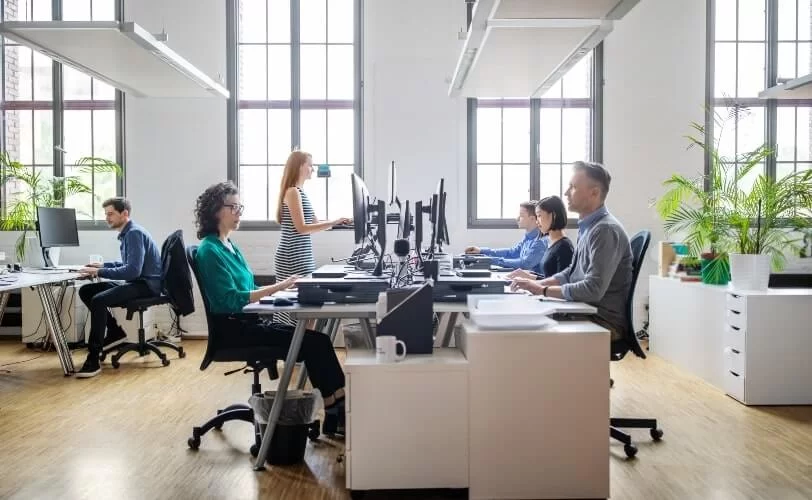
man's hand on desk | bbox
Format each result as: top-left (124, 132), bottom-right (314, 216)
top-left (464, 246), bottom-right (481, 254)
top-left (78, 267), bottom-right (100, 278)
top-left (506, 268), bottom-right (536, 280)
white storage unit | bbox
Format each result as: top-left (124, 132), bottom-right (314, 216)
top-left (343, 348), bottom-right (469, 493)
top-left (458, 320), bottom-right (610, 500)
top-left (649, 276), bottom-right (812, 405)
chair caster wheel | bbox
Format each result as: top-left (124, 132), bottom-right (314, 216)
top-left (99, 353), bottom-right (107, 362)
top-left (188, 437), bottom-right (201, 450)
top-left (624, 444), bottom-right (638, 458)
top-left (161, 358), bottom-right (170, 367)
top-left (610, 378), bottom-right (614, 388)
top-left (250, 444), bottom-right (259, 457)
top-left (111, 360), bottom-right (120, 369)
top-left (651, 428), bottom-right (664, 441)
top-left (178, 348), bottom-right (186, 359)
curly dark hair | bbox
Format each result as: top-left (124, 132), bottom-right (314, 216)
top-left (194, 181), bottom-right (239, 239)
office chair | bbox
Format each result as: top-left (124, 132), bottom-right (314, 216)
top-left (610, 230), bottom-right (663, 458)
top-left (184, 245), bottom-right (320, 456)
top-left (100, 230), bottom-right (192, 368)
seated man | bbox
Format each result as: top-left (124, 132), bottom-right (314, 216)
top-left (510, 162), bottom-right (632, 341)
top-left (75, 198), bottom-right (162, 378)
top-left (465, 201), bottom-right (548, 274)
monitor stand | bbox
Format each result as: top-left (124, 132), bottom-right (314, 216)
top-left (41, 247), bottom-right (56, 269)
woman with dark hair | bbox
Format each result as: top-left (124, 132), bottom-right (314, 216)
top-left (193, 181), bottom-right (345, 432)
top-left (507, 196), bottom-right (574, 279)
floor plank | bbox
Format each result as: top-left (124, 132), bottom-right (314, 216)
top-left (1, 339), bottom-right (811, 499)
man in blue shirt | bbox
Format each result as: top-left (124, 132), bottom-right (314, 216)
top-left (465, 201), bottom-right (548, 274)
top-left (75, 198), bottom-right (163, 378)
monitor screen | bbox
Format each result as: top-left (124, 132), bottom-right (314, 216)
top-left (36, 207), bottom-right (80, 248)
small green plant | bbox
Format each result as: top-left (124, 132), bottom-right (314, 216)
top-left (0, 152), bottom-right (121, 260)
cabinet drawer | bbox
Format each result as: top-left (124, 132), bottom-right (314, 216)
top-left (723, 370), bottom-right (745, 401)
top-left (724, 346), bottom-right (745, 375)
top-left (726, 292), bottom-right (746, 314)
top-left (725, 309), bottom-right (747, 330)
top-left (724, 325), bottom-right (745, 353)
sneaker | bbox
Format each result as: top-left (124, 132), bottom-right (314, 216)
top-left (75, 357), bottom-right (101, 378)
top-left (103, 328), bottom-right (127, 350)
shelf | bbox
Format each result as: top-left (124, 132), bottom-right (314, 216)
top-left (758, 73), bottom-right (812, 100)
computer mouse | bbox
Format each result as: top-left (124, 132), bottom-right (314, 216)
top-left (273, 297), bottom-right (294, 306)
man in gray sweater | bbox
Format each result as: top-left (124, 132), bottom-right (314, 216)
top-left (510, 161), bottom-right (632, 341)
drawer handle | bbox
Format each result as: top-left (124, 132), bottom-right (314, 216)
top-left (730, 310), bottom-right (741, 315)
top-left (729, 325), bottom-right (740, 331)
top-left (729, 370), bottom-right (741, 377)
top-left (731, 348), bottom-right (740, 354)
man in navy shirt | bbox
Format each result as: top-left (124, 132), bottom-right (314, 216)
top-left (464, 201), bottom-right (548, 274)
top-left (75, 198), bottom-right (162, 378)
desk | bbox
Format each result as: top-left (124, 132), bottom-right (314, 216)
top-left (0, 271), bottom-right (81, 375)
top-left (244, 295), bottom-right (600, 476)
top-left (649, 276), bottom-right (812, 405)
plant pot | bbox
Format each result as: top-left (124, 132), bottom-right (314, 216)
top-left (729, 253), bottom-right (771, 291)
top-left (700, 254), bottom-right (730, 285)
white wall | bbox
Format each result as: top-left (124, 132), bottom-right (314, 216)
top-left (0, 0), bottom-right (710, 334)
top-left (603, 0), bottom-right (707, 325)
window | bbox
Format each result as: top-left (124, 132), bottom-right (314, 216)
top-left (467, 51), bottom-right (601, 227)
top-left (709, 0), bottom-right (812, 187)
top-left (228, 0), bottom-right (361, 225)
top-left (1, 0), bottom-right (124, 223)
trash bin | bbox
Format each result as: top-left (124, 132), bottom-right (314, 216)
top-left (249, 389), bottom-right (323, 465)
top-left (342, 321), bottom-right (376, 349)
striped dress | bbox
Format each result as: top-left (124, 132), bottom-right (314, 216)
top-left (274, 187), bottom-right (317, 326)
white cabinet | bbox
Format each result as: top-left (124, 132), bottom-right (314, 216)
top-left (459, 320), bottom-right (610, 500)
top-left (649, 276), bottom-right (812, 405)
top-left (343, 348), bottom-right (468, 493)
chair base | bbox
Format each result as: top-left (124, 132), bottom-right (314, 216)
top-left (100, 309), bottom-right (186, 369)
top-left (610, 417), bottom-right (663, 458)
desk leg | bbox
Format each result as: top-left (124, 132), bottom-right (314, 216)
top-left (439, 312), bottom-right (459, 347)
top-left (294, 318), bottom-right (333, 390)
top-left (254, 319), bottom-right (307, 470)
top-left (35, 284), bottom-right (75, 376)
top-left (359, 318), bottom-right (375, 348)
top-left (0, 292), bottom-right (9, 326)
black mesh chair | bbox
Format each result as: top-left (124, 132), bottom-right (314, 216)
top-left (184, 245), bottom-right (319, 456)
top-left (610, 230), bottom-right (664, 458)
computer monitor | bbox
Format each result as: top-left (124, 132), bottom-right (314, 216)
top-left (387, 161), bottom-right (399, 207)
top-left (36, 206), bottom-right (80, 267)
top-left (402, 200), bottom-right (412, 239)
top-left (428, 178), bottom-right (449, 254)
top-left (351, 172), bottom-right (371, 245)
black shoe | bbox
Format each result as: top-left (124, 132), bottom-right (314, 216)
top-left (75, 356), bottom-right (101, 379)
top-left (103, 329), bottom-right (127, 350)
top-left (323, 401), bottom-right (345, 436)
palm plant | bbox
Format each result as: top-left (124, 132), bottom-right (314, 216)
top-left (654, 106), bottom-right (812, 283)
top-left (0, 152), bottom-right (121, 260)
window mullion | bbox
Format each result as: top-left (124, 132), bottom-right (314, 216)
top-left (766, 0), bottom-right (778, 180)
top-left (529, 98), bottom-right (540, 200)
top-left (291, 0), bottom-right (301, 150)
top-left (52, 0), bottom-right (64, 181)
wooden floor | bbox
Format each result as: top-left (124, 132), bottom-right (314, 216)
top-left (1, 340), bottom-right (811, 500)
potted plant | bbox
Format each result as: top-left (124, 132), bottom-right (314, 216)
top-left (655, 106), bottom-right (812, 289)
top-left (0, 152), bottom-right (121, 262)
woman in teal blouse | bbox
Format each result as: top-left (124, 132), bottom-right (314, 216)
top-left (193, 182), bottom-right (346, 425)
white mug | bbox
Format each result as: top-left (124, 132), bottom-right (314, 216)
top-left (376, 335), bottom-right (406, 363)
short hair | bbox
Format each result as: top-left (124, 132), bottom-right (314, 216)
top-left (194, 181), bottom-right (239, 239)
top-left (573, 161), bottom-right (611, 200)
top-left (102, 197), bottom-right (131, 214)
top-left (536, 196), bottom-right (568, 231)
top-left (519, 200), bottom-right (538, 215)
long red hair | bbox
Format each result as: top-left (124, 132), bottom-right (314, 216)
top-left (276, 150), bottom-right (311, 222)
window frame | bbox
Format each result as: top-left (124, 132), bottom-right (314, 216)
top-left (225, 0), bottom-right (364, 230)
top-left (0, 0), bottom-right (126, 229)
top-left (466, 45), bottom-right (604, 229)
top-left (705, 0), bottom-right (812, 187)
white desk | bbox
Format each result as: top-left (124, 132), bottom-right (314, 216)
top-left (649, 276), bottom-right (812, 405)
top-left (0, 270), bottom-right (81, 375)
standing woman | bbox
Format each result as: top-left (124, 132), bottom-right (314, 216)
top-left (274, 150), bottom-right (350, 325)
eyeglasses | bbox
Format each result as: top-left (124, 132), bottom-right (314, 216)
top-left (224, 203), bottom-right (244, 215)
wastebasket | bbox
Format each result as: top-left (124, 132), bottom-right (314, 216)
top-left (249, 389), bottom-right (323, 465)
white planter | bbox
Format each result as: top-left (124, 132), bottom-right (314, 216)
top-left (729, 253), bottom-right (771, 291)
